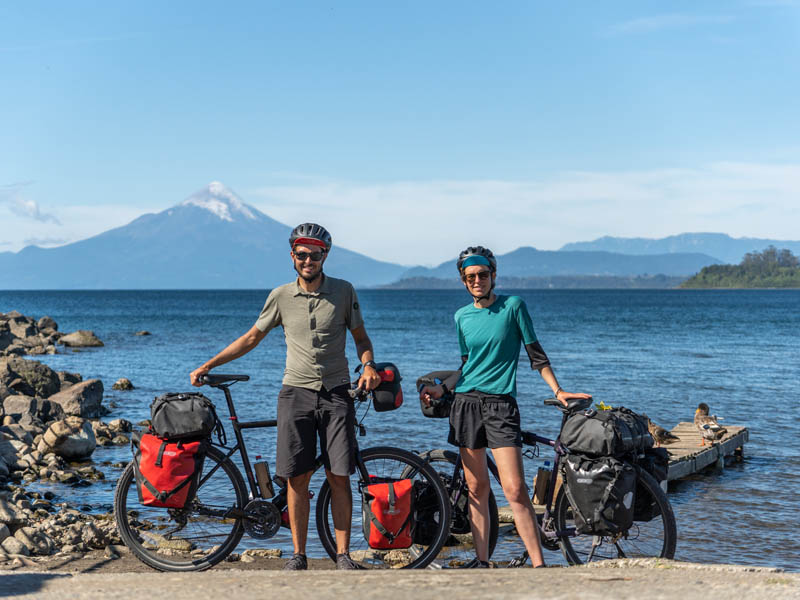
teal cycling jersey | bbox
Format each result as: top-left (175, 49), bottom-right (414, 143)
top-left (454, 295), bottom-right (538, 398)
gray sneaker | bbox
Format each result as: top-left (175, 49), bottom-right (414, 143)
top-left (283, 553), bottom-right (308, 571)
top-left (461, 557), bottom-right (490, 568)
top-left (336, 553), bottom-right (363, 570)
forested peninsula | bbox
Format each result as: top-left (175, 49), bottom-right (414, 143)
top-left (681, 247), bottom-right (800, 288)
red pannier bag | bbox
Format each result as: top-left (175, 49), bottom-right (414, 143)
top-left (362, 478), bottom-right (415, 549)
top-left (131, 432), bottom-right (207, 508)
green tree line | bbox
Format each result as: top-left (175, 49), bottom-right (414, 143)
top-left (681, 246), bottom-right (800, 288)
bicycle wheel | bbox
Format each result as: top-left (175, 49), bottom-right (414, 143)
top-left (315, 446), bottom-right (451, 569)
top-left (418, 449), bottom-right (500, 567)
top-left (554, 466), bottom-right (677, 564)
top-left (114, 445), bottom-right (247, 571)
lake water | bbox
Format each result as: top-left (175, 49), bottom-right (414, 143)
top-left (2, 288), bottom-right (798, 570)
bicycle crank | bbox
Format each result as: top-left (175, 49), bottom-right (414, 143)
top-left (243, 499), bottom-right (281, 539)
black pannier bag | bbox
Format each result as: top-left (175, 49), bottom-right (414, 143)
top-left (412, 480), bottom-right (445, 546)
top-left (562, 454), bottom-right (637, 535)
top-left (150, 392), bottom-right (219, 440)
top-left (372, 362), bottom-right (404, 412)
top-left (416, 370), bottom-right (459, 418)
top-left (560, 406), bottom-right (653, 457)
top-left (633, 447), bottom-right (669, 521)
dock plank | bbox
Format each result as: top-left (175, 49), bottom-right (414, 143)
top-left (663, 422), bottom-right (749, 480)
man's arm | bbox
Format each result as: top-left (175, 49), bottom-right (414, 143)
top-left (350, 325), bottom-right (381, 391)
top-left (190, 325), bottom-right (268, 386)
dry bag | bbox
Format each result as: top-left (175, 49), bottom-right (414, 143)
top-left (131, 432), bottom-right (207, 508)
top-left (362, 478), bottom-right (415, 549)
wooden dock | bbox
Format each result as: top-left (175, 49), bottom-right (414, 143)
top-left (663, 422), bottom-right (749, 480)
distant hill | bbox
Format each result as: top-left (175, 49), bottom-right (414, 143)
top-left (383, 274), bottom-right (685, 289)
top-left (400, 247), bottom-right (719, 281)
top-left (0, 183), bottom-right (408, 289)
top-left (682, 247), bottom-right (800, 289)
top-left (560, 233), bottom-right (800, 264)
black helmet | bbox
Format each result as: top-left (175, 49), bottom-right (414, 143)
top-left (457, 246), bottom-right (497, 273)
top-left (289, 223), bottom-right (332, 250)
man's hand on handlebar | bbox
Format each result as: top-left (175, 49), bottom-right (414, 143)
top-left (190, 366), bottom-right (210, 387)
top-left (357, 365), bottom-right (381, 393)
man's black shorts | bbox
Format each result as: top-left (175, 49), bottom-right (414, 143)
top-left (448, 391), bottom-right (522, 449)
top-left (276, 384), bottom-right (357, 478)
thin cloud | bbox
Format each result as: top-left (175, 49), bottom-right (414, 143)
top-left (0, 32), bottom-right (149, 53)
top-left (605, 14), bottom-right (734, 36)
top-left (23, 237), bottom-right (70, 247)
top-left (9, 197), bottom-right (61, 225)
top-left (249, 162), bottom-right (800, 265)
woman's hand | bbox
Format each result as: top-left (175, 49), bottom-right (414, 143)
top-left (419, 384), bottom-right (444, 407)
top-left (556, 389), bottom-right (592, 407)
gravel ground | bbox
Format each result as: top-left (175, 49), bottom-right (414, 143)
top-left (0, 557), bottom-right (797, 600)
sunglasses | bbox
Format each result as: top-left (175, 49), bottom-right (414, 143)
top-left (464, 270), bottom-right (491, 283)
top-left (293, 250), bottom-right (325, 262)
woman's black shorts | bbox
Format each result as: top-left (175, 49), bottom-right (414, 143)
top-left (448, 391), bottom-right (522, 449)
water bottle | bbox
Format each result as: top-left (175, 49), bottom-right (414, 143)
top-left (254, 459), bottom-right (275, 499)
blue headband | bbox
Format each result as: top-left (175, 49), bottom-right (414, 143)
top-left (461, 255), bottom-right (491, 269)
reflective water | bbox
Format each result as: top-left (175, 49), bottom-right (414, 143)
top-left (2, 289), bottom-right (798, 570)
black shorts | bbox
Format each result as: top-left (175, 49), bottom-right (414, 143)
top-left (448, 391), bottom-right (522, 450)
top-left (276, 384), bottom-right (357, 478)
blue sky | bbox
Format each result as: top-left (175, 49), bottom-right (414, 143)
top-left (1, 1), bottom-right (799, 265)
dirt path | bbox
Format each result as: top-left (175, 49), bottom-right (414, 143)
top-left (0, 555), bottom-right (797, 600)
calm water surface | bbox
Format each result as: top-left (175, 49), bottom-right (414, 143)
top-left (2, 289), bottom-right (798, 570)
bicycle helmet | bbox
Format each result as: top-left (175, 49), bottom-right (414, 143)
top-left (456, 246), bottom-right (497, 273)
top-left (289, 223), bottom-right (332, 250)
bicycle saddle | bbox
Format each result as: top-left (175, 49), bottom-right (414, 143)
top-left (543, 397), bottom-right (593, 412)
top-left (201, 373), bottom-right (250, 386)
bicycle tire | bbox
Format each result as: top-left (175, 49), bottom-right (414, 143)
top-left (315, 446), bottom-right (451, 569)
top-left (114, 445), bottom-right (247, 571)
top-left (418, 449), bottom-right (500, 566)
top-left (554, 466), bottom-right (677, 564)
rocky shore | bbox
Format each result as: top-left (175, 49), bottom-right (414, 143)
top-left (0, 311), bottom-right (127, 566)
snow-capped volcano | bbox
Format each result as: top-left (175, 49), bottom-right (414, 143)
top-left (179, 181), bottom-right (257, 221)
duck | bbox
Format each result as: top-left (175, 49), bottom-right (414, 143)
top-left (694, 402), bottom-right (727, 446)
top-left (644, 415), bottom-right (680, 447)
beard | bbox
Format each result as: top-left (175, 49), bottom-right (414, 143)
top-left (295, 263), bottom-right (323, 282)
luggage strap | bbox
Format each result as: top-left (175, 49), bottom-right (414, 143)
top-left (132, 440), bottom-right (198, 503)
top-left (368, 481), bottom-right (413, 544)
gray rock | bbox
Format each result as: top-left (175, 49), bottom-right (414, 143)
top-left (112, 378), bottom-right (134, 390)
top-left (0, 424), bottom-right (34, 445)
top-left (14, 527), bottom-right (54, 555)
top-left (0, 524), bottom-right (9, 542)
top-left (111, 434), bottom-right (130, 445)
top-left (0, 499), bottom-right (22, 527)
top-left (38, 417), bottom-right (97, 460)
top-left (7, 316), bottom-right (37, 340)
top-left (108, 418), bottom-right (132, 433)
top-left (1, 536), bottom-right (29, 556)
top-left (47, 379), bottom-right (104, 418)
top-left (37, 317), bottom-right (58, 331)
top-left (57, 371), bottom-right (82, 390)
top-left (0, 441), bottom-right (18, 466)
top-left (0, 357), bottom-right (61, 400)
top-left (2, 395), bottom-right (36, 418)
top-left (0, 456), bottom-right (8, 478)
top-left (59, 330), bottom-right (104, 348)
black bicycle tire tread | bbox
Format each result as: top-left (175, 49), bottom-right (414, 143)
top-left (113, 445), bottom-right (247, 571)
top-left (554, 465), bottom-right (677, 565)
top-left (315, 446), bottom-right (452, 569)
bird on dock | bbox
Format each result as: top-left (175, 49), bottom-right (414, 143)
top-left (644, 415), bottom-right (680, 447)
top-left (694, 402), bottom-right (727, 446)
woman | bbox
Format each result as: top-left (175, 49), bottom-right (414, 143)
top-left (419, 246), bottom-right (591, 568)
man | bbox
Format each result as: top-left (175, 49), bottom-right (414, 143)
top-left (190, 223), bottom-right (380, 570)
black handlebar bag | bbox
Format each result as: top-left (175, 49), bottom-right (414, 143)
top-left (150, 392), bottom-right (219, 440)
top-left (416, 370), bottom-right (459, 418)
